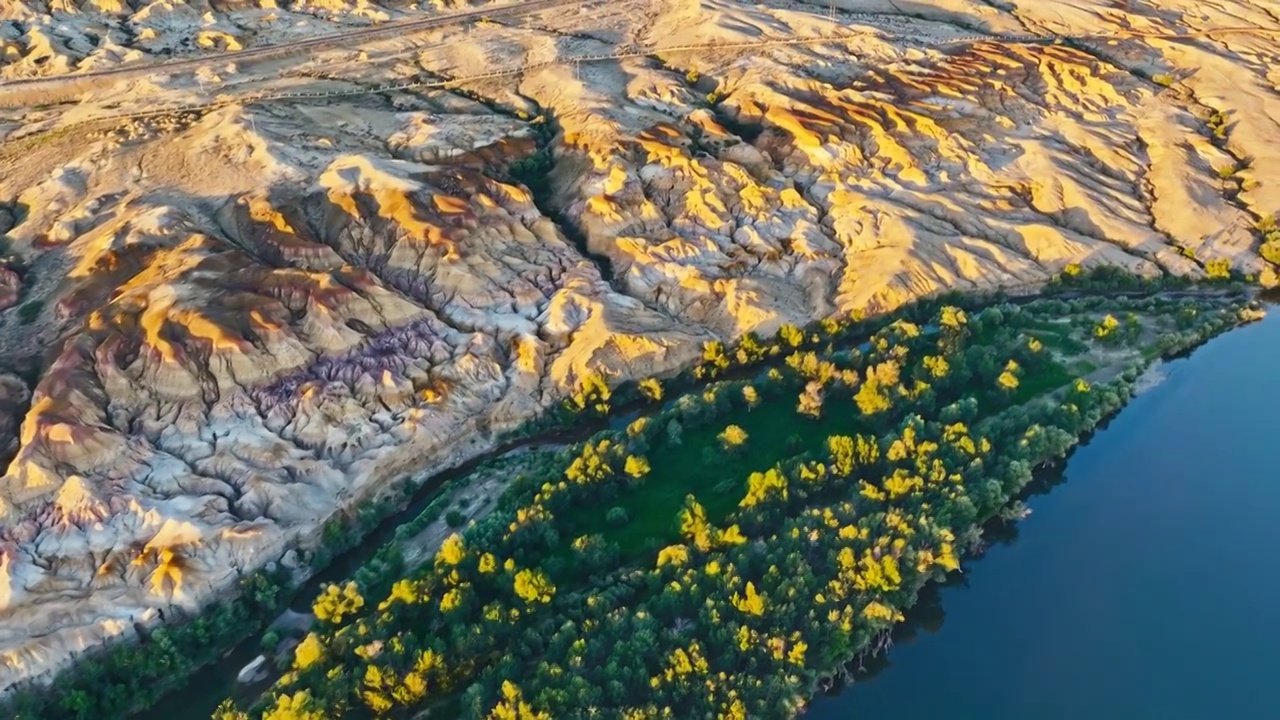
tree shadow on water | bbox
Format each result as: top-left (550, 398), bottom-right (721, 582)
top-left (826, 460), bottom-right (1076, 696)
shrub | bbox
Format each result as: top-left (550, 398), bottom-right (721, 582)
top-left (666, 419), bottom-right (684, 446)
top-left (606, 507), bottom-right (629, 527)
top-left (445, 510), bottom-right (466, 528)
top-left (261, 630), bottom-right (282, 654)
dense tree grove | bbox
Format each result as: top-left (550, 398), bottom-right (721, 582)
top-left (0, 271), bottom-right (1253, 720)
top-left (205, 289), bottom-right (1252, 720)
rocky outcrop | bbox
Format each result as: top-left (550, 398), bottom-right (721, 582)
top-left (0, 0), bottom-right (1276, 694)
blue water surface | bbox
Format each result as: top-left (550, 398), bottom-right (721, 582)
top-left (809, 310), bottom-right (1280, 720)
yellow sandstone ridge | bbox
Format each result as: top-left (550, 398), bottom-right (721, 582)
top-left (0, 0), bottom-right (1275, 692)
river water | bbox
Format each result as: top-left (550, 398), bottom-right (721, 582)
top-left (142, 296), bottom-right (1274, 720)
top-left (808, 307), bottom-right (1280, 719)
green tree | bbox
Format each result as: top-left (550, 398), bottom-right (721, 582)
top-left (666, 419), bottom-right (684, 446)
top-left (606, 507), bottom-right (629, 527)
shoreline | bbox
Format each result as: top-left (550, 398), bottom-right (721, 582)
top-left (799, 301), bottom-right (1267, 712)
top-left (1, 277), bottom-right (1256, 720)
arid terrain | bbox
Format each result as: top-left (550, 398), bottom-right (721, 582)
top-left (0, 0), bottom-right (1277, 694)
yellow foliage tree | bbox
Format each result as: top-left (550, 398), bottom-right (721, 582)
top-left (488, 680), bottom-right (550, 720)
top-left (732, 581), bottom-right (766, 616)
top-left (778, 323), bottom-right (805, 348)
top-left (656, 545), bottom-right (689, 568)
top-left (718, 424), bottom-right (749, 451)
top-left (437, 534), bottom-right (467, 567)
top-left (362, 665), bottom-right (395, 714)
top-left (261, 692), bottom-right (326, 720)
top-left (741, 468), bottom-right (788, 508)
top-left (513, 568), bottom-right (555, 604)
top-left (626, 417), bottom-right (648, 438)
top-left (1205, 258), bottom-right (1232, 279)
top-left (788, 640), bottom-right (808, 666)
top-left (1094, 314), bottom-right (1120, 339)
top-left (624, 455), bottom-right (651, 479)
top-left (702, 340), bottom-right (731, 375)
top-left (855, 379), bottom-right (891, 415)
top-left (797, 380), bottom-right (824, 419)
top-left (922, 355), bottom-right (950, 379)
top-left (564, 440), bottom-right (617, 484)
top-left (678, 495), bottom-right (713, 551)
top-left (997, 370), bottom-right (1020, 391)
top-left (313, 581), bottom-right (365, 625)
top-left (716, 524), bottom-right (747, 546)
top-left (293, 633), bottom-right (323, 671)
top-left (567, 372), bottom-right (611, 414)
top-left (722, 698), bottom-right (749, 720)
top-left (660, 543), bottom-right (691, 566)
top-left (936, 542), bottom-right (961, 571)
top-left (439, 588), bottom-right (463, 612)
top-left (861, 600), bottom-right (903, 623)
top-left (639, 377), bottom-right (664, 402)
top-left (377, 579), bottom-right (420, 611)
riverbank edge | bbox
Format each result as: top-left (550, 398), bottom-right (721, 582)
top-left (798, 298), bottom-right (1266, 710)
top-left (0, 272), bottom-right (1248, 720)
top-left (239, 289), bottom-right (1264, 717)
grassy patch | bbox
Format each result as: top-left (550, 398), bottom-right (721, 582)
top-left (566, 318), bottom-right (1140, 560)
top-left (236, 290), bottom-right (1253, 720)
top-left (1070, 359), bottom-right (1099, 375)
top-left (1026, 328), bottom-right (1089, 355)
top-left (567, 387), bottom-right (872, 559)
top-left (1010, 359), bottom-right (1076, 405)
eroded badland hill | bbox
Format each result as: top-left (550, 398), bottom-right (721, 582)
top-left (0, 0), bottom-right (1277, 692)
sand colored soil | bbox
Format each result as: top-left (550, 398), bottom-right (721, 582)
top-left (0, 0), bottom-right (1276, 693)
